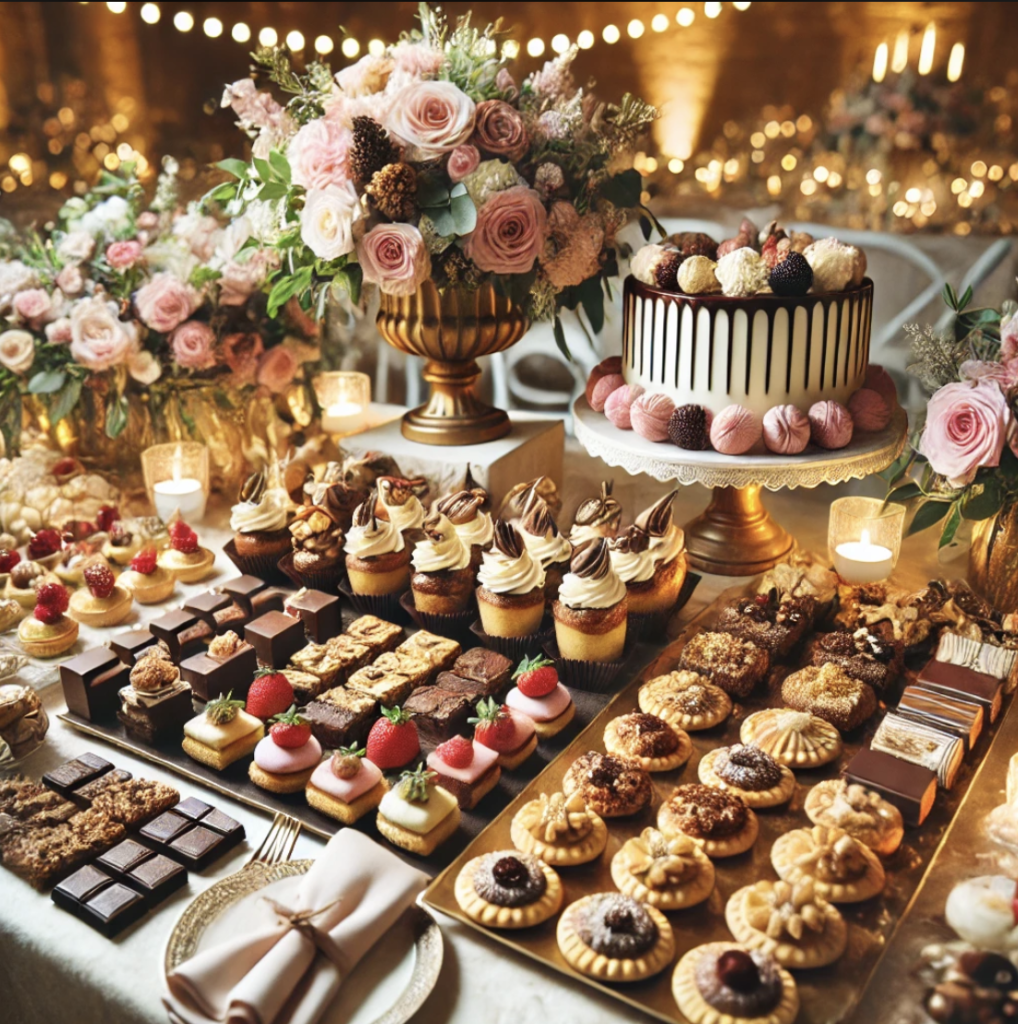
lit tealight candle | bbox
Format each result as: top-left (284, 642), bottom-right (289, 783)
top-left (322, 400), bottom-right (366, 436)
top-left (314, 371), bottom-right (371, 439)
top-left (833, 529), bottom-right (895, 585)
top-left (153, 475), bottom-right (206, 523)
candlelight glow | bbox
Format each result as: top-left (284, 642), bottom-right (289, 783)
top-left (947, 42), bottom-right (965, 82)
top-left (873, 42), bottom-right (888, 83)
top-left (918, 23), bottom-right (937, 75)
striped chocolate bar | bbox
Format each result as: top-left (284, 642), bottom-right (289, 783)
top-left (917, 658), bottom-right (1003, 723)
top-left (898, 685), bottom-right (984, 752)
top-left (872, 713), bottom-right (965, 790)
top-left (937, 632), bottom-right (1018, 694)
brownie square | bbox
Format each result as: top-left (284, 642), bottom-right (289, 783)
top-left (373, 652), bottom-right (433, 689)
top-left (304, 688), bottom-right (378, 749)
top-left (139, 811), bottom-right (192, 846)
top-left (677, 631), bottom-right (771, 700)
top-left (716, 594), bottom-right (815, 658)
top-left (325, 637), bottom-right (374, 680)
top-left (404, 686), bottom-right (472, 745)
top-left (97, 839), bottom-right (155, 879)
top-left (221, 576), bottom-right (268, 617)
top-left (117, 686), bottom-right (194, 745)
top-left (282, 668), bottom-right (332, 703)
top-left (446, 648), bottom-right (512, 697)
top-left (150, 611), bottom-right (210, 664)
top-left (246, 612), bottom-right (306, 669)
top-left (809, 625), bottom-right (904, 692)
top-left (108, 630), bottom-right (160, 666)
top-left (174, 797), bottom-right (213, 822)
top-left (60, 649), bottom-right (129, 721)
top-left (347, 665), bottom-right (415, 707)
top-left (397, 632), bottom-right (461, 673)
top-left (126, 854), bottom-right (188, 906)
top-left (288, 590), bottom-right (343, 644)
top-left (80, 882), bottom-right (147, 937)
top-left (346, 616), bottom-right (404, 654)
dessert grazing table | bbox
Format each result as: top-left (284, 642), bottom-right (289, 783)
top-left (0, 437), bottom-right (969, 1024)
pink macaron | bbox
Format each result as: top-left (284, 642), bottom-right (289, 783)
top-left (762, 405), bottom-right (811, 455)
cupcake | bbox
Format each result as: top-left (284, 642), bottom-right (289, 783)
top-left (510, 791), bottom-right (608, 867)
top-left (285, 505), bottom-right (345, 590)
top-left (553, 540), bottom-right (629, 663)
top-left (117, 648), bottom-right (193, 743)
top-left (569, 481), bottom-right (623, 546)
top-left (158, 521), bottom-right (216, 584)
top-left (476, 521), bottom-right (546, 639)
top-left (102, 522), bottom-right (142, 567)
top-left (377, 477), bottom-right (426, 538)
top-left (182, 693), bottom-right (265, 770)
top-left (344, 490), bottom-right (411, 597)
top-left (119, 547), bottom-right (176, 605)
top-left (411, 513), bottom-right (474, 615)
top-left (229, 468), bottom-right (293, 575)
top-left (455, 851), bottom-right (564, 930)
top-left (376, 765), bottom-right (461, 856)
top-left (435, 488), bottom-right (493, 570)
top-left (18, 581), bottom-right (79, 658)
top-left (628, 492), bottom-right (689, 616)
top-left (306, 745), bottom-right (388, 824)
top-left (518, 484), bottom-right (573, 608)
top-left (303, 463), bottom-right (369, 533)
top-left (69, 563), bottom-right (134, 628)
top-left (249, 706), bottom-right (323, 794)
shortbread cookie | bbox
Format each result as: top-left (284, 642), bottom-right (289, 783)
top-left (658, 784), bottom-right (759, 858)
top-left (803, 780), bottom-right (904, 856)
top-left (455, 851), bottom-right (563, 930)
top-left (510, 791), bottom-right (609, 866)
top-left (740, 709), bottom-right (843, 769)
top-left (638, 671), bottom-right (732, 731)
top-left (698, 746), bottom-right (796, 809)
top-left (611, 828), bottom-right (715, 911)
top-left (604, 713), bottom-right (692, 773)
top-left (771, 826), bottom-right (886, 904)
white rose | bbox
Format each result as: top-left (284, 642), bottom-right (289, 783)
top-left (0, 330), bottom-right (36, 375)
top-left (300, 183), bottom-right (362, 261)
top-left (57, 230), bottom-right (97, 265)
top-left (386, 81), bottom-right (476, 161)
top-left (69, 296), bottom-right (138, 371)
top-left (0, 260), bottom-right (40, 302)
top-left (80, 196), bottom-right (132, 238)
top-left (128, 350), bottom-right (162, 385)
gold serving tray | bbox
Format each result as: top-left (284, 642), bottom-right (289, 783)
top-left (424, 586), bottom-right (1018, 1024)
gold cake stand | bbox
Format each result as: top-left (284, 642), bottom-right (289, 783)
top-left (572, 397), bottom-right (909, 577)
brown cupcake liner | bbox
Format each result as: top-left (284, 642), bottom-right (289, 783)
top-left (399, 591), bottom-right (477, 645)
top-left (628, 572), bottom-right (703, 643)
top-left (469, 618), bottom-right (556, 664)
top-left (337, 579), bottom-right (412, 624)
top-left (277, 551), bottom-right (345, 595)
top-left (224, 538), bottom-right (294, 587)
top-left (542, 638), bottom-right (633, 695)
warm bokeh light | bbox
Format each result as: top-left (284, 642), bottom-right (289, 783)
top-left (368, 38), bottom-right (385, 56)
top-left (286, 30), bottom-right (305, 51)
top-left (551, 33), bottom-right (570, 54)
top-left (705, 2), bottom-right (723, 19)
top-left (173, 11), bottom-right (193, 32)
top-left (651, 14), bottom-right (669, 33)
top-left (106, 1), bottom-right (126, 12)
top-left (342, 37), bottom-right (360, 58)
top-left (203, 18), bottom-right (223, 38)
top-left (258, 27), bottom-right (277, 47)
top-left (872, 42), bottom-right (888, 83)
top-left (892, 29), bottom-right (910, 73)
top-left (603, 24), bottom-right (620, 44)
top-left (315, 35), bottom-right (334, 55)
top-left (232, 22), bottom-right (251, 43)
top-left (527, 38), bottom-right (545, 57)
top-left (627, 19), bottom-right (645, 39)
top-left (140, 3), bottom-right (160, 24)
top-left (502, 40), bottom-right (520, 58)
top-left (677, 8), bottom-right (695, 27)
top-left (918, 23), bottom-right (936, 75)
top-left (733, 1), bottom-right (752, 9)
top-left (577, 30), bottom-right (594, 49)
top-left (947, 42), bottom-right (965, 82)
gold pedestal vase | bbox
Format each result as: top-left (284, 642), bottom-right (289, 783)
top-left (376, 281), bottom-right (529, 447)
top-left (969, 503), bottom-right (1018, 614)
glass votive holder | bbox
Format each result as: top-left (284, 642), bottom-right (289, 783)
top-left (142, 442), bottom-right (210, 524)
top-left (314, 371), bottom-right (371, 438)
top-left (829, 496), bottom-right (906, 585)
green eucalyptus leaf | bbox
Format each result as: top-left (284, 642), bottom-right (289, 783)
top-left (215, 158), bottom-right (250, 181)
top-left (49, 378), bottom-right (83, 424)
top-left (886, 481), bottom-right (924, 504)
top-left (268, 150), bottom-right (291, 185)
top-left (202, 182), bottom-right (238, 206)
top-left (28, 370), bottom-right (67, 395)
top-left (940, 503), bottom-right (964, 548)
top-left (908, 499), bottom-right (952, 537)
top-left (428, 205), bottom-right (456, 238)
top-left (449, 191), bottom-right (477, 236)
top-left (578, 276), bottom-right (606, 336)
top-left (105, 394), bottom-right (130, 439)
top-left (256, 182), bottom-right (288, 202)
top-left (417, 175), bottom-right (451, 209)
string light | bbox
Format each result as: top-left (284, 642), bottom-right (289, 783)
top-left (577, 30), bottom-right (594, 49)
top-left (232, 23), bottom-right (251, 43)
top-left (891, 29), bottom-right (909, 73)
top-left (603, 25), bottom-right (620, 43)
top-left (527, 38), bottom-right (545, 57)
top-left (668, 158), bottom-right (684, 173)
top-left (203, 17), bottom-right (223, 38)
top-left (918, 23), bottom-right (936, 75)
top-left (627, 19), bottom-right (645, 39)
top-left (551, 34), bottom-right (570, 54)
top-left (140, 3), bottom-right (160, 24)
top-left (315, 35), bottom-right (334, 55)
top-left (677, 8), bottom-right (695, 27)
top-left (947, 42), bottom-right (965, 82)
top-left (286, 30), bottom-right (305, 51)
top-left (173, 11), bottom-right (193, 32)
top-left (106, 1), bottom-right (126, 12)
top-left (258, 27), bottom-right (277, 47)
top-left (705, 2), bottom-right (723, 19)
top-left (368, 38), bottom-right (385, 56)
top-left (872, 42), bottom-right (888, 83)
top-left (651, 14), bottom-right (669, 32)
top-left (342, 37), bottom-right (360, 58)
top-left (502, 40), bottom-right (520, 58)
top-left (733, 1), bottom-right (752, 8)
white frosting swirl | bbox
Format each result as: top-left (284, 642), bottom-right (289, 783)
top-left (557, 563), bottom-right (627, 610)
top-left (454, 510), bottom-right (494, 550)
top-left (412, 516), bottom-right (471, 573)
top-left (381, 493), bottom-right (425, 534)
top-left (521, 524), bottom-right (573, 568)
top-left (478, 544), bottom-right (546, 596)
top-left (649, 526), bottom-right (686, 567)
top-left (345, 517), bottom-right (406, 560)
top-left (610, 546), bottom-right (657, 585)
top-left (570, 523), bottom-right (607, 547)
top-left (230, 486), bottom-right (291, 534)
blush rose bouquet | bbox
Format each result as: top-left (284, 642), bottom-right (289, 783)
top-left (214, 2), bottom-right (658, 347)
top-left (885, 284), bottom-right (1018, 547)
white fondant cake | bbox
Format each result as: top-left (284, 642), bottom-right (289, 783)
top-left (622, 277), bottom-right (873, 418)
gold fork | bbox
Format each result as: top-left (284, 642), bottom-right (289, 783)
top-left (246, 812), bottom-right (302, 869)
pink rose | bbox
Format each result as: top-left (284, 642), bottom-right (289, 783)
top-left (135, 273), bottom-right (199, 333)
top-left (221, 332), bottom-right (265, 385)
top-left (46, 317), bottom-right (73, 345)
top-left (385, 81), bottom-right (476, 160)
top-left (448, 145), bottom-right (481, 184)
top-left (69, 296), bottom-right (139, 370)
top-left (13, 289), bottom-right (53, 326)
top-left (257, 346), bottom-right (298, 394)
top-left (170, 320), bottom-right (216, 370)
top-left (921, 380), bottom-right (1012, 487)
top-left (219, 250), bottom-right (276, 307)
top-left (289, 119), bottom-right (354, 191)
top-left (1002, 313), bottom-right (1018, 362)
top-left (55, 265), bottom-right (85, 297)
top-left (391, 41), bottom-right (445, 78)
top-left (464, 186), bottom-right (548, 275)
top-left (357, 224), bottom-right (432, 298)
top-left (335, 54), bottom-right (394, 98)
top-left (137, 211), bottom-right (159, 230)
top-left (106, 240), bottom-right (144, 270)
top-left (960, 359), bottom-right (1018, 389)
top-left (473, 100), bottom-right (529, 162)
top-left (496, 68), bottom-right (518, 101)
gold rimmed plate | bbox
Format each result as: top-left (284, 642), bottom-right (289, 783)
top-left (164, 861), bottom-right (443, 1024)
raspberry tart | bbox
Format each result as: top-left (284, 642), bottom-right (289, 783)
top-left (69, 564), bottom-right (134, 628)
top-left (18, 582), bottom-right (79, 657)
top-left (158, 521), bottom-right (215, 584)
top-left (119, 547), bottom-right (176, 605)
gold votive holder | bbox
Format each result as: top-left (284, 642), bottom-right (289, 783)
top-left (142, 442), bottom-right (210, 523)
top-left (314, 371), bottom-right (371, 438)
top-left (829, 496), bottom-right (906, 585)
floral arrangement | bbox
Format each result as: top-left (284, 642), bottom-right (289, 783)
top-left (0, 158), bottom-right (318, 456)
top-left (214, 3), bottom-right (658, 352)
top-left (885, 285), bottom-right (1018, 546)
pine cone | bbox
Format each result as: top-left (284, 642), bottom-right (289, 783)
top-left (366, 163), bottom-right (418, 221)
top-left (350, 117), bottom-right (398, 186)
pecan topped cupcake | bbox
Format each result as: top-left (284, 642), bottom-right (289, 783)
top-left (569, 481), bottom-right (623, 546)
top-left (557, 893), bottom-right (675, 982)
top-left (603, 713), bottom-right (692, 773)
top-left (639, 671), bottom-right (733, 731)
top-left (771, 826), bottom-right (886, 904)
top-left (344, 490), bottom-right (411, 598)
top-left (230, 468), bottom-right (293, 569)
top-left (611, 827), bottom-right (715, 911)
top-left (455, 850), bottom-right (563, 930)
top-left (562, 751), bottom-right (653, 819)
top-left (377, 477), bottom-right (426, 538)
top-left (717, 589), bottom-right (815, 657)
top-left (476, 521), bottom-right (546, 638)
top-left (519, 484), bottom-right (573, 607)
top-left (553, 539), bottom-right (629, 663)
top-left (286, 506), bottom-right (344, 589)
top-left (673, 944), bottom-right (800, 1024)
top-left (658, 783), bottom-right (759, 858)
top-left (510, 791), bottom-right (608, 866)
top-left (411, 513), bottom-right (474, 615)
top-left (436, 488), bottom-right (493, 570)
top-left (698, 744), bottom-right (796, 809)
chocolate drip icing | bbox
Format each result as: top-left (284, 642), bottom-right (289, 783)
top-left (571, 538), bottom-right (614, 579)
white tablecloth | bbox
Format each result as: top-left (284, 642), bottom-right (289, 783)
top-left (0, 440), bottom-right (964, 1024)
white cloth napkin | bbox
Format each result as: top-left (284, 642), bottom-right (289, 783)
top-left (164, 830), bottom-right (429, 1024)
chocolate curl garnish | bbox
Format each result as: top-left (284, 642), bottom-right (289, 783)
top-left (611, 525), bottom-right (651, 556)
top-left (239, 468), bottom-right (267, 505)
top-left (423, 512), bottom-right (455, 544)
top-left (378, 476), bottom-right (420, 509)
top-left (492, 519), bottom-right (524, 560)
top-left (571, 538), bottom-right (613, 579)
top-left (436, 488), bottom-right (487, 526)
top-left (635, 490), bottom-right (678, 538)
top-left (352, 489), bottom-right (380, 531)
top-left (574, 480), bottom-right (623, 528)
top-left (522, 484), bottom-right (562, 539)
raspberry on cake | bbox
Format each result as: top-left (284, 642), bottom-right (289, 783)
top-left (18, 582), bottom-right (79, 658)
top-left (427, 735), bottom-right (501, 810)
top-left (118, 547), bottom-right (176, 605)
top-left (158, 521), bottom-right (216, 584)
top-left (306, 746), bottom-right (388, 825)
top-left (69, 563), bottom-right (134, 629)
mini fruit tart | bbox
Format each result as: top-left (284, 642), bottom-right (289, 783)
top-left (603, 713), bottom-right (692, 773)
top-left (562, 751), bottom-right (653, 819)
top-left (455, 851), bottom-right (563, 930)
top-left (611, 828), bottom-right (715, 911)
top-left (697, 745), bottom-right (796, 809)
top-left (510, 791), bottom-right (608, 867)
top-left (725, 880), bottom-right (848, 970)
top-left (69, 563), bottom-right (134, 628)
top-left (558, 893), bottom-right (674, 983)
top-left (803, 780), bottom-right (904, 857)
top-left (158, 521), bottom-right (216, 584)
top-left (672, 944), bottom-right (800, 1024)
top-left (18, 581), bottom-right (78, 658)
top-left (639, 670), bottom-right (732, 732)
top-left (119, 547), bottom-right (176, 605)
top-left (740, 709), bottom-right (843, 770)
top-left (658, 784), bottom-right (759, 859)
top-left (771, 826), bottom-right (886, 904)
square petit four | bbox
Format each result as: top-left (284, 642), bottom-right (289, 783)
top-left (325, 636), bottom-right (374, 679)
top-left (116, 651), bottom-right (194, 745)
top-left (808, 624), bottom-right (904, 693)
top-left (347, 665), bottom-right (416, 707)
top-left (184, 592), bottom-right (248, 635)
top-left (303, 688), bottom-right (379, 749)
top-left (149, 610), bottom-right (211, 664)
top-left (376, 767), bottom-right (460, 856)
top-left (426, 736), bottom-right (501, 810)
top-left (60, 649), bottom-right (130, 721)
top-left (182, 696), bottom-right (265, 770)
top-left (373, 652), bottom-right (433, 689)
top-left (290, 642), bottom-right (345, 689)
top-left (180, 632), bottom-right (258, 705)
top-left (898, 684), bottom-right (984, 752)
top-left (346, 615), bottom-right (404, 655)
top-left (843, 747), bottom-right (937, 827)
top-left (306, 748), bottom-right (388, 824)
top-left (716, 591), bottom-right (815, 657)
top-left (404, 687), bottom-right (472, 745)
top-left (437, 648), bottom-right (513, 698)
top-left (108, 629), bottom-right (159, 667)
top-left (287, 589), bottom-right (343, 644)
top-left (937, 632), bottom-right (1018, 693)
top-left (917, 658), bottom-right (1003, 723)
top-left (397, 632), bottom-right (461, 675)
top-left (246, 612), bottom-right (305, 670)
top-left (221, 576), bottom-right (268, 615)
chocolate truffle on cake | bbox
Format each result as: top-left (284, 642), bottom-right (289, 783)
top-left (768, 252), bottom-right (814, 297)
top-left (569, 481), bottom-right (623, 546)
top-left (763, 405), bottom-right (811, 455)
top-left (669, 405), bottom-right (712, 451)
top-left (553, 539), bottom-right (629, 663)
top-left (716, 248), bottom-right (770, 298)
top-left (411, 513), bottom-right (475, 615)
top-left (631, 243), bottom-right (684, 292)
top-left (344, 489), bottom-right (411, 598)
top-left (668, 231), bottom-right (719, 261)
top-left (805, 237), bottom-right (866, 292)
top-left (476, 520), bottom-right (546, 639)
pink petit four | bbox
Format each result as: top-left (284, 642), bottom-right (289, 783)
top-left (427, 740), bottom-right (500, 786)
top-left (253, 734), bottom-right (323, 774)
top-left (426, 736), bottom-right (502, 810)
top-left (506, 683), bottom-right (573, 724)
top-left (308, 757), bottom-right (382, 803)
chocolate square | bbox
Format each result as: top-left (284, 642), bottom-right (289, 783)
top-left (60, 648), bottom-right (129, 721)
top-left (81, 882), bottom-right (147, 937)
top-left (246, 612), bottom-right (306, 669)
top-left (117, 686), bottom-right (194, 744)
top-left (221, 576), bottom-right (268, 617)
top-left (78, 753), bottom-right (115, 773)
top-left (71, 769), bottom-right (133, 807)
top-left (304, 688), bottom-right (378, 749)
top-left (174, 797), bottom-right (213, 822)
top-left (139, 811), bottom-right (192, 846)
top-left (404, 686), bottom-right (472, 745)
top-left (150, 610), bottom-right (210, 664)
top-left (202, 809), bottom-right (244, 841)
top-left (52, 865), bottom-right (113, 906)
top-left (126, 854), bottom-right (188, 906)
top-left (288, 590), bottom-right (343, 644)
top-left (109, 630), bottom-right (160, 666)
top-left (918, 659), bottom-right (1003, 723)
top-left (168, 824), bottom-right (244, 872)
top-left (180, 645), bottom-right (258, 704)
top-left (97, 839), bottom-right (155, 878)
top-left (251, 588), bottom-right (289, 617)
top-left (43, 756), bottom-right (113, 798)
top-left (844, 748), bottom-right (938, 827)
top-left (184, 592), bottom-right (248, 635)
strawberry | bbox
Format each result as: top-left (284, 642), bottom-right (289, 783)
top-left (35, 582), bottom-right (70, 624)
top-left (96, 505), bottom-right (121, 534)
top-left (169, 520), bottom-right (200, 555)
top-left (469, 698), bottom-right (518, 753)
top-left (84, 563), bottom-right (116, 600)
top-left (331, 746), bottom-right (366, 779)
top-left (512, 655), bottom-right (559, 698)
top-left (435, 735), bottom-right (474, 770)
top-left (130, 547), bottom-right (159, 575)
top-left (0, 549), bottom-right (20, 574)
top-left (53, 458), bottom-right (80, 479)
top-left (366, 706), bottom-right (421, 770)
top-left (269, 706), bottom-right (312, 748)
top-left (246, 669), bottom-right (295, 720)
top-left (28, 529), bottom-right (62, 560)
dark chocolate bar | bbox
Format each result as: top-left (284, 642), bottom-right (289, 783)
top-left (149, 611), bottom-right (210, 664)
top-left (221, 576), bottom-right (269, 617)
top-left (53, 870), bottom-right (147, 938)
top-left (872, 713), bottom-right (965, 790)
top-left (60, 649), bottom-right (130, 721)
top-left (287, 590), bottom-right (343, 644)
top-left (843, 747), bottom-right (938, 827)
top-left (180, 645), bottom-right (258, 704)
top-left (137, 803), bottom-right (245, 873)
top-left (125, 853), bottom-right (187, 906)
top-left (184, 592), bottom-right (247, 635)
top-left (899, 685), bottom-right (984, 752)
top-left (917, 659), bottom-right (1003, 723)
top-left (43, 755), bottom-right (113, 798)
top-left (246, 612), bottom-right (305, 669)
top-left (108, 629), bottom-right (159, 666)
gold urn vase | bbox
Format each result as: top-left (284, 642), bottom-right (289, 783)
top-left (376, 280), bottom-right (529, 446)
top-left (969, 504), bottom-right (1018, 615)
